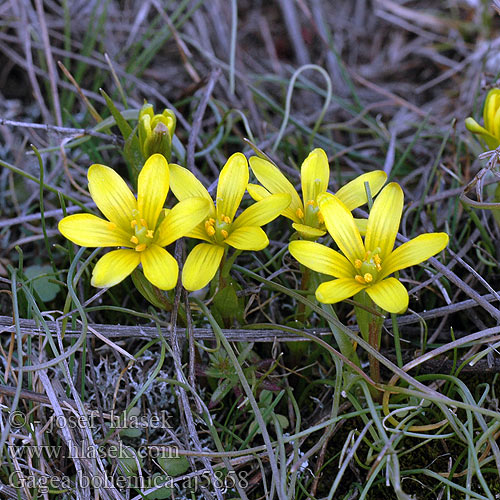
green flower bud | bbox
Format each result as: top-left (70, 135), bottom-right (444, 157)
top-left (138, 103), bottom-right (176, 160)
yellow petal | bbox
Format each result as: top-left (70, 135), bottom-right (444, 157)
top-left (465, 118), bottom-right (500, 149)
top-left (380, 232), bottom-right (449, 279)
top-left (141, 244), bottom-right (178, 290)
top-left (216, 152), bottom-right (249, 221)
top-left (493, 106), bottom-right (500, 140)
top-left (335, 170), bottom-right (387, 210)
top-left (301, 148), bottom-right (329, 205)
top-left (137, 154), bottom-right (169, 228)
top-left (232, 193), bottom-right (291, 230)
top-left (249, 156), bottom-right (302, 221)
top-left (317, 193), bottom-right (365, 263)
top-left (366, 277), bottom-right (408, 314)
top-left (168, 163), bottom-right (213, 203)
top-left (58, 214), bottom-right (131, 247)
top-left (88, 164), bottom-right (136, 231)
top-left (156, 197), bottom-right (212, 247)
top-left (484, 89), bottom-right (500, 133)
top-left (182, 243), bottom-right (224, 291)
top-left (91, 249), bottom-right (140, 288)
top-left (184, 223), bottom-right (212, 243)
top-left (291, 223), bottom-right (326, 240)
top-left (354, 218), bottom-right (368, 236)
top-left (289, 241), bottom-right (353, 278)
top-left (247, 183), bottom-right (271, 201)
top-left (316, 278), bottom-right (366, 304)
top-left (224, 226), bottom-right (268, 250)
top-left (365, 183), bottom-right (403, 260)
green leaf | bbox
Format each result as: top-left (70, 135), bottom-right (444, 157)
top-left (144, 474), bottom-right (173, 499)
top-left (131, 270), bottom-right (171, 311)
top-left (213, 281), bottom-right (243, 322)
top-left (118, 446), bottom-right (141, 476)
top-left (24, 265), bottom-right (60, 302)
top-left (157, 455), bottom-right (189, 477)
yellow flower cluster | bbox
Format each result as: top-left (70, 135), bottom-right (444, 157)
top-left (58, 146), bottom-right (448, 313)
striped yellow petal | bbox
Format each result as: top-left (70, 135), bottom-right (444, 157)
top-left (366, 277), bottom-right (408, 314)
top-left (168, 163), bottom-right (213, 203)
top-left (88, 164), bottom-right (136, 231)
top-left (232, 194), bottom-right (291, 230)
top-left (247, 183), bottom-right (271, 202)
top-left (316, 278), bottom-right (366, 304)
top-left (225, 226), bottom-right (268, 251)
top-left (465, 118), bottom-right (500, 149)
top-left (493, 106), bottom-right (500, 140)
top-left (91, 249), bottom-right (140, 288)
top-left (291, 223), bottom-right (326, 240)
top-left (335, 170), bottom-right (387, 210)
top-left (380, 233), bottom-right (448, 279)
top-left (141, 244), bottom-right (178, 290)
top-left (184, 223), bottom-right (212, 243)
top-left (182, 243), bottom-right (225, 291)
top-left (354, 218), bottom-right (368, 236)
top-left (156, 197), bottom-right (211, 247)
top-left (317, 193), bottom-right (365, 263)
top-left (249, 156), bottom-right (303, 220)
top-left (137, 154), bottom-right (169, 228)
top-left (289, 241), bottom-right (353, 278)
top-left (365, 183), bottom-right (403, 260)
top-left (484, 89), bottom-right (500, 133)
top-left (58, 214), bottom-right (131, 247)
top-left (216, 152), bottom-right (248, 221)
top-left (301, 148), bottom-right (329, 205)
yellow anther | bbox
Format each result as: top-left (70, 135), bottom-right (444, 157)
top-left (205, 220), bottom-right (212, 229)
top-left (131, 219), bottom-right (138, 228)
top-left (224, 216), bottom-right (231, 224)
top-left (140, 218), bottom-right (147, 227)
top-left (296, 208), bottom-right (304, 220)
top-left (207, 226), bottom-right (216, 237)
top-left (317, 212), bottom-right (324, 224)
top-left (209, 218), bottom-right (215, 224)
top-left (135, 244), bottom-right (147, 252)
top-left (221, 229), bottom-right (229, 239)
top-left (354, 259), bottom-right (363, 269)
top-left (108, 222), bottom-right (117, 230)
top-left (146, 230), bottom-right (154, 238)
top-left (306, 199), bottom-right (315, 206)
top-left (130, 236), bottom-right (139, 244)
top-left (355, 275), bottom-right (366, 284)
top-left (364, 273), bottom-right (373, 283)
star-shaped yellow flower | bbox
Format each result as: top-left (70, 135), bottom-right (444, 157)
top-left (289, 183), bottom-right (449, 313)
top-left (169, 153), bottom-right (291, 291)
top-left (248, 148), bottom-right (387, 240)
top-left (58, 154), bottom-right (211, 289)
top-left (466, 88), bottom-right (500, 149)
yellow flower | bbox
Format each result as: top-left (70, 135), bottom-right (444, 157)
top-left (248, 148), bottom-right (387, 240)
top-left (289, 183), bottom-right (449, 314)
top-left (58, 154), bottom-right (211, 290)
top-left (465, 88), bottom-right (500, 149)
top-left (169, 153), bottom-right (291, 291)
top-left (138, 103), bottom-right (176, 159)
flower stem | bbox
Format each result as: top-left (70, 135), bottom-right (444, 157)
top-left (297, 265), bottom-right (310, 322)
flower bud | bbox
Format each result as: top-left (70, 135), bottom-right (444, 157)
top-left (466, 89), bottom-right (500, 149)
top-left (138, 103), bottom-right (176, 160)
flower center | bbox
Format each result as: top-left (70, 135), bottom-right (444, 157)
top-left (205, 214), bottom-right (231, 243)
top-left (297, 199), bottom-right (324, 228)
top-left (129, 209), bottom-right (155, 252)
top-left (354, 248), bottom-right (382, 285)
